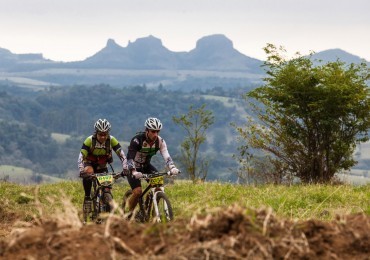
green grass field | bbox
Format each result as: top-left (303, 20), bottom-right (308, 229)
top-left (1, 179), bottom-right (369, 225)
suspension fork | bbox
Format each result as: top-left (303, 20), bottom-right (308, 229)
top-left (151, 187), bottom-right (165, 219)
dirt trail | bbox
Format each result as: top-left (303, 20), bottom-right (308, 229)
top-left (1, 205), bottom-right (369, 259)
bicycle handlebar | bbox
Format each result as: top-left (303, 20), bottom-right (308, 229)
top-left (80, 171), bottom-right (123, 180)
top-left (81, 170), bottom-right (182, 180)
top-left (141, 170), bottom-right (181, 179)
top-left (141, 171), bottom-right (169, 179)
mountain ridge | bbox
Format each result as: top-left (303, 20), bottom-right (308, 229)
top-left (1, 34), bottom-right (367, 68)
top-left (0, 34), bottom-right (368, 89)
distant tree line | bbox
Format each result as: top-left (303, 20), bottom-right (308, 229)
top-left (0, 84), bottom-right (248, 180)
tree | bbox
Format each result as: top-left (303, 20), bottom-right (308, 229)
top-left (173, 104), bottom-right (214, 182)
top-left (235, 44), bottom-right (370, 184)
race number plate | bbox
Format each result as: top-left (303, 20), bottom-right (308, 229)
top-left (149, 176), bottom-right (164, 186)
top-left (97, 175), bottom-right (113, 185)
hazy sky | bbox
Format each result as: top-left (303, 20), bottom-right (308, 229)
top-left (0, 0), bottom-right (369, 62)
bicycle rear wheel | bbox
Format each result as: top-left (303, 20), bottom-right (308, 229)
top-left (153, 192), bottom-right (173, 223)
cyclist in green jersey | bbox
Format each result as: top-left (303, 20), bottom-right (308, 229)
top-left (78, 119), bottom-right (127, 208)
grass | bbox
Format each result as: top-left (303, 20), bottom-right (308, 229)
top-left (1, 179), bottom-right (369, 225)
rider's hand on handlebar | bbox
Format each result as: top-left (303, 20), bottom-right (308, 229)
top-left (80, 171), bottom-right (90, 179)
top-left (169, 167), bottom-right (180, 176)
top-left (121, 169), bottom-right (129, 177)
top-left (132, 170), bottom-right (143, 179)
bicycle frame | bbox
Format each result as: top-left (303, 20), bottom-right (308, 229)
top-left (123, 171), bottom-right (175, 223)
top-left (139, 175), bottom-right (165, 222)
top-left (83, 171), bottom-right (121, 224)
top-left (92, 173), bottom-right (114, 212)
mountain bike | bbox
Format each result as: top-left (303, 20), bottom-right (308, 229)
top-left (122, 171), bottom-right (178, 223)
top-left (82, 169), bottom-right (122, 224)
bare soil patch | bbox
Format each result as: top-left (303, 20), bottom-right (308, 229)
top-left (0, 205), bottom-right (369, 259)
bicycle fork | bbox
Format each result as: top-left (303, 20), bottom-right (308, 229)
top-left (151, 187), bottom-right (167, 222)
top-left (100, 188), bottom-right (113, 212)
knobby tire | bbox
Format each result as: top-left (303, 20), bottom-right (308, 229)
top-left (122, 189), bottom-right (133, 214)
top-left (153, 192), bottom-right (173, 223)
top-left (103, 192), bottom-right (113, 213)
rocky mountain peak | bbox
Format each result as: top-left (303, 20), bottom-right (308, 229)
top-left (311, 48), bottom-right (365, 63)
top-left (195, 34), bottom-right (234, 51)
top-left (105, 38), bottom-right (123, 50)
top-left (127, 35), bottom-right (164, 50)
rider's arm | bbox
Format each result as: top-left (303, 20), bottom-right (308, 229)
top-left (126, 136), bottom-right (144, 179)
top-left (110, 136), bottom-right (128, 170)
top-left (127, 136), bottom-right (141, 173)
top-left (80, 136), bottom-right (92, 158)
top-left (118, 150), bottom-right (128, 171)
top-left (78, 136), bottom-right (93, 174)
top-left (158, 137), bottom-right (176, 169)
top-left (77, 152), bottom-right (85, 173)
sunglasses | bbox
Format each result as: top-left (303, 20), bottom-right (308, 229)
top-left (149, 130), bottom-right (160, 133)
top-left (97, 132), bottom-right (108, 137)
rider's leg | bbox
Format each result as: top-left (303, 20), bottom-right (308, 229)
top-left (82, 165), bottom-right (95, 218)
top-left (126, 171), bottom-right (143, 214)
top-left (82, 165), bottom-right (94, 198)
top-left (126, 164), bottom-right (157, 211)
top-left (128, 187), bottom-right (142, 211)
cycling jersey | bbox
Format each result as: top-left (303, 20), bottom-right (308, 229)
top-left (127, 132), bottom-right (174, 170)
top-left (77, 134), bottom-right (127, 172)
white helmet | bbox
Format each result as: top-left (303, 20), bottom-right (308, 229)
top-left (145, 117), bottom-right (162, 131)
top-left (94, 119), bottom-right (111, 133)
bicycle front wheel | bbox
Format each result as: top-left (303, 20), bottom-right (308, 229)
top-left (122, 189), bottom-right (133, 214)
top-left (103, 192), bottom-right (113, 213)
top-left (153, 192), bottom-right (173, 223)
